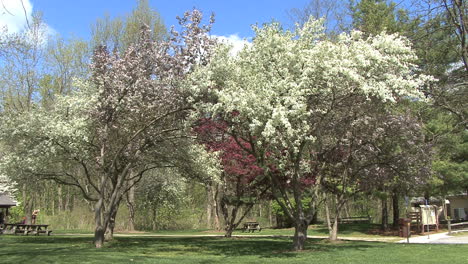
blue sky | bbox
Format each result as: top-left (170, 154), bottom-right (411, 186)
top-left (1, 0), bottom-right (312, 40)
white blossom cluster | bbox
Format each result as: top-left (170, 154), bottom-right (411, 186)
top-left (186, 19), bottom-right (432, 175)
top-left (185, 143), bottom-right (222, 183)
top-left (189, 18), bottom-right (433, 172)
top-left (0, 79), bottom-right (96, 178)
top-left (0, 173), bottom-right (17, 195)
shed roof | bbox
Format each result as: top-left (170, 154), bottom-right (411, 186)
top-left (0, 193), bottom-right (16, 208)
top-left (447, 193), bottom-right (468, 199)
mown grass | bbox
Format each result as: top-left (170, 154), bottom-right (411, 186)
top-left (1, 235), bottom-right (467, 264)
top-left (59, 223), bottom-right (395, 240)
top-left (451, 231), bottom-right (468, 237)
top-left (231, 223), bottom-right (391, 238)
top-left (50, 223), bottom-right (402, 247)
top-left (53, 223), bottom-right (380, 234)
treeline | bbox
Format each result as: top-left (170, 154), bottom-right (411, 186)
top-left (0, 0), bottom-right (466, 251)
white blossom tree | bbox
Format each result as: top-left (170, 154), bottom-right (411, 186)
top-left (0, 173), bottom-right (16, 195)
top-left (0, 10), bottom-right (220, 248)
top-left (189, 18), bottom-right (433, 250)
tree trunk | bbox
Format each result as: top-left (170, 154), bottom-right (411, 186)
top-left (344, 202), bottom-right (351, 218)
top-left (310, 210), bottom-right (318, 225)
top-left (94, 199), bottom-right (106, 248)
top-left (325, 198), bottom-right (332, 231)
top-left (225, 205), bottom-right (239, 238)
top-left (126, 185), bottom-right (136, 231)
top-left (94, 228), bottom-right (105, 249)
top-left (224, 226), bottom-right (234, 238)
top-left (206, 186), bottom-right (213, 229)
top-left (325, 196), bottom-right (343, 241)
top-left (381, 196), bottom-right (388, 231)
top-left (292, 220), bottom-right (308, 251)
top-left (51, 192), bottom-right (55, 216)
top-left (58, 186), bottom-right (63, 212)
top-left (212, 184), bottom-right (221, 230)
top-left (392, 190), bottom-right (399, 229)
top-left (23, 184), bottom-right (33, 225)
top-left (151, 206), bottom-right (158, 230)
top-left (330, 201), bottom-right (343, 241)
top-left (329, 215), bottom-right (339, 241)
top-left (65, 186), bottom-right (71, 211)
top-left (105, 209), bottom-right (117, 241)
top-left (269, 200), bottom-right (273, 227)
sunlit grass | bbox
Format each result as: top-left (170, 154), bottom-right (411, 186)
top-left (54, 223), bottom-right (398, 240)
top-left (1, 235), bottom-right (467, 264)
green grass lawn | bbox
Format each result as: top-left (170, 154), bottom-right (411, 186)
top-left (230, 223), bottom-right (394, 238)
top-left (451, 231), bottom-right (468, 237)
top-left (61, 223), bottom-right (388, 237)
top-left (1, 235), bottom-right (467, 264)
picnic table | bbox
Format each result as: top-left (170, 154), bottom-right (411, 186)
top-left (242, 222), bottom-right (261, 233)
top-left (0, 223), bottom-right (52, 236)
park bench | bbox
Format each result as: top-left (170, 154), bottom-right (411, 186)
top-left (242, 222), bottom-right (261, 233)
top-left (338, 216), bottom-right (371, 224)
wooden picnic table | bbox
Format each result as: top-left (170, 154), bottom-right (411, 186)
top-left (242, 222), bottom-right (261, 233)
top-left (1, 223), bottom-right (52, 236)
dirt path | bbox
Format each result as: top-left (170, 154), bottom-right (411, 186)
top-left (397, 230), bottom-right (468, 244)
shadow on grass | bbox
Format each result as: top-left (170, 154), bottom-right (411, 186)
top-left (108, 236), bottom-right (385, 259)
top-left (0, 235), bottom-right (384, 261)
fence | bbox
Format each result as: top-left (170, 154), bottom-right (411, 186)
top-left (447, 220), bottom-right (468, 234)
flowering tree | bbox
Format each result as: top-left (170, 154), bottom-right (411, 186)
top-left (190, 18), bottom-right (433, 250)
top-left (134, 167), bottom-right (187, 230)
top-left (194, 118), bottom-right (267, 237)
top-left (0, 173), bottom-right (16, 195)
top-left (0, 10), bottom-right (220, 248)
top-left (318, 105), bottom-right (432, 239)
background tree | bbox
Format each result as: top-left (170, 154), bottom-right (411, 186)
top-left (134, 168), bottom-right (186, 230)
top-left (90, 0), bottom-right (166, 52)
top-left (0, 9), bottom-right (218, 248)
top-left (0, 12), bottom-right (50, 225)
top-left (347, 0), bottom-right (464, 228)
top-left (288, 0), bottom-right (349, 33)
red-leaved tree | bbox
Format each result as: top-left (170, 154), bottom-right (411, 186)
top-left (194, 118), bottom-right (268, 237)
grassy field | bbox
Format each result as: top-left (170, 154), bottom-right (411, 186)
top-left (54, 223), bottom-right (399, 239)
top-left (451, 231), bottom-right (468, 237)
top-left (1, 234), bottom-right (467, 264)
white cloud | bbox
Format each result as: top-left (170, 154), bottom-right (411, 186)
top-left (0, 0), bottom-right (55, 45)
top-left (214, 34), bottom-right (251, 56)
top-left (0, 0), bottom-right (33, 33)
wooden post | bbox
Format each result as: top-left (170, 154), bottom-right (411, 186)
top-left (448, 219), bottom-right (452, 235)
top-left (406, 220), bottom-right (411, 244)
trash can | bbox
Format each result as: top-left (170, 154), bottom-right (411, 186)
top-left (398, 218), bottom-right (411, 237)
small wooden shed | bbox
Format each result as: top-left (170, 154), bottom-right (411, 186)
top-left (0, 192), bottom-right (17, 224)
top-left (446, 194), bottom-right (468, 221)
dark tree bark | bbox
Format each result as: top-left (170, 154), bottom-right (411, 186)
top-left (94, 198), bottom-right (106, 248)
top-left (392, 190), bottom-right (400, 229)
top-left (105, 209), bottom-right (118, 241)
top-left (293, 219), bottom-right (308, 251)
top-left (381, 196), bottom-right (389, 231)
top-left (126, 184), bottom-right (136, 231)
